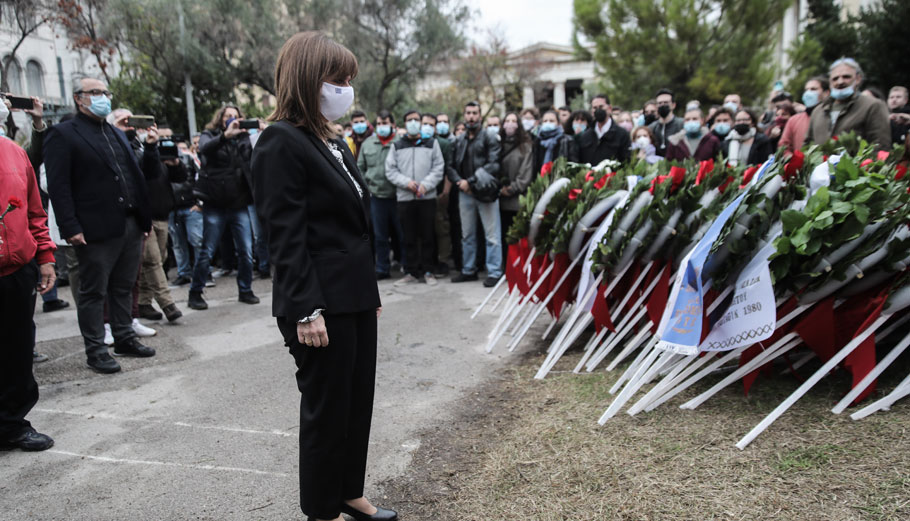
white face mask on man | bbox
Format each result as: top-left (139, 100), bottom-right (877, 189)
top-left (320, 82), bottom-right (355, 121)
top-left (0, 101), bottom-right (9, 123)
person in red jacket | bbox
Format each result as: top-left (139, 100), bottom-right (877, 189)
top-left (0, 98), bottom-right (57, 451)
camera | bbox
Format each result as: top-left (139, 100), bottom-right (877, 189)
top-left (127, 115), bottom-right (156, 129)
top-left (4, 95), bottom-right (34, 110)
top-left (238, 119), bottom-right (260, 130)
top-left (158, 139), bottom-right (179, 159)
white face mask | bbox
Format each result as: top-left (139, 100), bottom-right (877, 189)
top-left (137, 131), bottom-right (149, 143)
top-left (635, 136), bottom-right (651, 148)
top-left (0, 101), bottom-right (9, 123)
top-left (320, 82), bottom-right (355, 122)
top-left (521, 118), bottom-right (535, 131)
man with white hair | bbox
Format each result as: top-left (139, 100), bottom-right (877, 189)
top-left (45, 77), bottom-right (162, 374)
top-left (807, 57), bottom-right (891, 149)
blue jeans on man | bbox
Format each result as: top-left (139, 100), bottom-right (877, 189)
top-left (458, 193), bottom-right (502, 278)
top-left (370, 197), bottom-right (405, 276)
top-left (169, 207), bottom-right (204, 279)
top-left (190, 206), bottom-right (254, 294)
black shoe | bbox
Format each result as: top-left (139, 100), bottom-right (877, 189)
top-left (451, 272), bottom-right (478, 283)
top-left (113, 338), bottom-right (156, 358)
top-left (173, 275), bottom-right (192, 286)
top-left (188, 291), bottom-right (208, 310)
top-left (86, 352), bottom-right (122, 374)
top-left (340, 503), bottom-right (398, 521)
top-left (162, 303), bottom-right (183, 322)
top-left (376, 272), bottom-right (390, 280)
top-left (239, 291), bottom-right (260, 304)
top-left (483, 276), bottom-right (501, 288)
top-left (434, 264), bottom-right (450, 277)
top-left (42, 299), bottom-right (70, 313)
top-left (138, 304), bottom-right (163, 321)
top-left (0, 427), bottom-right (54, 451)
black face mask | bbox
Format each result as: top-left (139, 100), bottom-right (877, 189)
top-left (644, 113), bottom-right (657, 126)
top-left (733, 123), bottom-right (751, 135)
top-left (657, 105), bottom-right (671, 118)
top-left (124, 129), bottom-right (137, 142)
top-left (593, 109), bottom-right (608, 123)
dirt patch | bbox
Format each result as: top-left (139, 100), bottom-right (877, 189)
top-left (380, 348), bottom-right (910, 521)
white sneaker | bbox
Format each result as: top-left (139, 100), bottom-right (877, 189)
top-left (103, 323), bottom-right (114, 345)
top-left (424, 273), bottom-right (438, 286)
top-left (132, 318), bottom-right (157, 337)
top-left (394, 274), bottom-right (419, 286)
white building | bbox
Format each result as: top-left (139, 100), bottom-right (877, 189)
top-left (1, 13), bottom-right (117, 129)
top-left (417, 42), bottom-right (598, 116)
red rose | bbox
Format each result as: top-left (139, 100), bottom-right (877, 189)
top-left (739, 166), bottom-right (759, 189)
top-left (568, 188), bottom-right (583, 200)
top-left (717, 175), bottom-right (734, 193)
top-left (860, 158), bottom-right (874, 169)
top-left (695, 159), bottom-right (714, 186)
top-left (896, 165), bottom-right (908, 181)
top-left (877, 150), bottom-right (890, 161)
top-left (584, 170), bottom-right (595, 182)
top-left (783, 150), bottom-right (804, 180)
top-left (540, 161), bottom-right (553, 177)
top-left (669, 166), bottom-right (686, 192)
top-left (594, 173), bottom-right (612, 190)
top-left (8, 196), bottom-right (23, 209)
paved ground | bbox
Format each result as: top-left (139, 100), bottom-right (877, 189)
top-left (0, 271), bottom-right (513, 520)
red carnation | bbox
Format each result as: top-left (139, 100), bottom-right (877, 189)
top-left (584, 170), bottom-right (595, 182)
top-left (739, 166), bottom-right (759, 189)
top-left (877, 150), bottom-right (890, 161)
top-left (860, 158), bottom-right (874, 169)
top-left (783, 150), bottom-right (804, 180)
top-left (568, 188), bottom-right (583, 200)
top-left (594, 173), bottom-right (612, 190)
top-left (896, 165), bottom-right (908, 181)
top-left (8, 196), bottom-right (22, 209)
top-left (540, 161), bottom-right (553, 177)
top-left (669, 166), bottom-right (686, 191)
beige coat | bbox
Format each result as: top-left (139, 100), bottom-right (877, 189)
top-left (807, 92), bottom-right (892, 149)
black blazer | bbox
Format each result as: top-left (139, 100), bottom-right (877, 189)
top-left (251, 121), bottom-right (381, 321)
top-left (44, 114), bottom-right (159, 242)
top-left (576, 121), bottom-right (632, 165)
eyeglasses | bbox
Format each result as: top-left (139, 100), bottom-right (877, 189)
top-left (76, 89), bottom-right (113, 98)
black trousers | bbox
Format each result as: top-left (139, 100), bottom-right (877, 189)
top-left (0, 261), bottom-right (39, 440)
top-left (398, 198), bottom-right (437, 277)
top-left (277, 310), bottom-right (377, 520)
top-left (74, 217), bottom-right (143, 357)
top-left (448, 189), bottom-right (462, 270)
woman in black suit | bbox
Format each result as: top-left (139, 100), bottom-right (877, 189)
top-left (251, 32), bottom-right (395, 521)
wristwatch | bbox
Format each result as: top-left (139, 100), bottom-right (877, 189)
top-left (298, 308), bottom-right (325, 324)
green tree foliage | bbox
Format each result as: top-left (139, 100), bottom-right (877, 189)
top-left (784, 0), bottom-right (858, 94)
top-left (573, 0), bottom-right (792, 108)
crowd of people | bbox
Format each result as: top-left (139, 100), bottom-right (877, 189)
top-left (0, 54), bottom-right (906, 456)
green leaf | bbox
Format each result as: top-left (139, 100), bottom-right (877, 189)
top-left (791, 227), bottom-right (811, 248)
top-left (831, 201), bottom-right (853, 214)
top-left (781, 209), bottom-right (809, 231)
top-left (853, 188), bottom-right (876, 204)
top-left (853, 204), bottom-right (871, 224)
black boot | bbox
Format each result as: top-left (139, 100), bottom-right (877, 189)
top-left (188, 291), bottom-right (208, 310)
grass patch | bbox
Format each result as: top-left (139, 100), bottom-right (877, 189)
top-left (382, 348), bottom-right (910, 521)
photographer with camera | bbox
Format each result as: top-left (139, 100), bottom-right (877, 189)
top-left (136, 125), bottom-right (185, 323)
top-left (187, 105), bottom-right (261, 310)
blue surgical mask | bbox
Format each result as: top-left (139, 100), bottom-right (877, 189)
top-left (830, 85), bottom-right (854, 101)
top-left (487, 125), bottom-right (500, 135)
top-left (352, 122), bottom-right (368, 135)
top-left (405, 120), bottom-right (421, 136)
top-left (714, 122), bottom-right (731, 136)
top-left (436, 122), bottom-right (450, 135)
top-left (88, 95), bottom-right (112, 118)
top-left (723, 101), bottom-right (738, 114)
top-left (376, 124), bottom-right (392, 138)
top-left (572, 122), bottom-right (587, 134)
top-left (249, 129), bottom-right (258, 137)
top-left (684, 121), bottom-right (702, 136)
top-left (636, 114), bottom-right (645, 127)
top-left (420, 124), bottom-right (435, 139)
top-left (802, 90), bottom-right (820, 108)
top-left (540, 122), bottom-right (558, 133)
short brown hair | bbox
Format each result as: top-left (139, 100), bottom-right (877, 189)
top-left (269, 31), bottom-right (359, 141)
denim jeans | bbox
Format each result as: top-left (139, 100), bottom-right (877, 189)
top-left (191, 206), bottom-right (253, 294)
top-left (168, 207), bottom-right (204, 279)
top-left (248, 204), bottom-right (269, 273)
top-left (459, 192), bottom-right (502, 278)
top-left (370, 197), bottom-right (405, 275)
